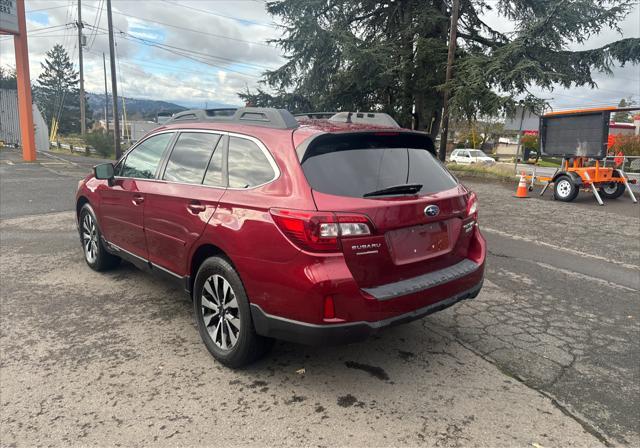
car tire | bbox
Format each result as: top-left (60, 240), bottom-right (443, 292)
top-left (553, 175), bottom-right (579, 202)
top-left (193, 256), bottom-right (273, 368)
top-left (599, 181), bottom-right (625, 199)
top-left (79, 204), bottom-right (121, 271)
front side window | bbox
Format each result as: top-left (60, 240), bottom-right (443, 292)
top-left (163, 132), bottom-right (221, 184)
top-left (120, 133), bottom-right (174, 179)
top-left (227, 137), bottom-right (276, 188)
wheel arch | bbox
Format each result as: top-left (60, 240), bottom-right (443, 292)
top-left (552, 171), bottom-right (583, 187)
top-left (188, 243), bottom-right (233, 296)
top-left (76, 195), bottom-right (90, 218)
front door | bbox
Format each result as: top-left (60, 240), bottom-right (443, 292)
top-left (143, 132), bottom-right (227, 275)
top-left (98, 132), bottom-right (175, 258)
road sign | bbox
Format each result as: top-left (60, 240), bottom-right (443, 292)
top-left (0, 0), bottom-right (19, 34)
top-left (504, 106), bottom-right (539, 132)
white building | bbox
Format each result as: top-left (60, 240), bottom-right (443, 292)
top-left (0, 88), bottom-right (49, 151)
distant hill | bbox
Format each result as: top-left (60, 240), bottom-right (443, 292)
top-left (87, 93), bottom-right (187, 121)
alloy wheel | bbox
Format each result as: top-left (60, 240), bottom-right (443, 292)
top-left (201, 274), bottom-right (241, 350)
top-left (82, 213), bottom-right (98, 263)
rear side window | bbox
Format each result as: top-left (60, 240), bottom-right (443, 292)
top-left (300, 132), bottom-right (457, 198)
top-left (120, 133), bottom-right (173, 179)
top-left (227, 137), bottom-right (275, 188)
top-left (163, 132), bottom-right (221, 184)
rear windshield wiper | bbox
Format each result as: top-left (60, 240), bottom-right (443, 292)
top-left (363, 183), bottom-right (423, 198)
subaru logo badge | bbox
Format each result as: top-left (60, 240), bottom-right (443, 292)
top-left (424, 205), bottom-right (440, 217)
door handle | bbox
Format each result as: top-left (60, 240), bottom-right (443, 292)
top-left (132, 194), bottom-right (144, 205)
top-left (187, 201), bottom-right (207, 214)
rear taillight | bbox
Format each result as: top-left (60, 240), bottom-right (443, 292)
top-left (270, 209), bottom-right (372, 253)
top-left (466, 192), bottom-right (478, 219)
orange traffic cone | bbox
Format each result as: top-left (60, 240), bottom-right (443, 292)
top-left (514, 171), bottom-right (529, 198)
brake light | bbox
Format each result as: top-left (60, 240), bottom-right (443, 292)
top-left (270, 209), bottom-right (372, 253)
top-left (466, 192), bottom-right (478, 218)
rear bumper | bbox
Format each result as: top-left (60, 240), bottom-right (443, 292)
top-left (250, 279), bottom-right (483, 346)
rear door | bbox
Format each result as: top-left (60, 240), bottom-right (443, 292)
top-left (143, 131), bottom-right (226, 276)
top-left (299, 132), bottom-right (473, 288)
top-left (98, 132), bottom-right (175, 258)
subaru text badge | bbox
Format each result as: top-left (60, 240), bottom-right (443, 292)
top-left (424, 205), bottom-right (440, 217)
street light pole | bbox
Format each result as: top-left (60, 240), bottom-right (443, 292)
top-left (77, 0), bottom-right (86, 135)
top-left (106, 0), bottom-right (121, 159)
top-left (438, 0), bottom-right (460, 162)
top-left (103, 52), bottom-right (109, 132)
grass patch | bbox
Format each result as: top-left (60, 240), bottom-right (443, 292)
top-left (447, 163), bottom-right (518, 183)
top-left (536, 158), bottom-right (562, 168)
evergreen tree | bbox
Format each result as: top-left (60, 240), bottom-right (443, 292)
top-left (0, 66), bottom-right (17, 89)
top-left (241, 0), bottom-right (639, 138)
top-left (34, 44), bottom-right (90, 135)
top-left (612, 98), bottom-right (633, 123)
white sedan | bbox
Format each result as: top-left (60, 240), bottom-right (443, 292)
top-left (450, 149), bottom-right (495, 165)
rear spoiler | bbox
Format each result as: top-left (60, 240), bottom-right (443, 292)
top-left (295, 130), bottom-right (435, 163)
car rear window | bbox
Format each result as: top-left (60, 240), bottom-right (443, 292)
top-left (300, 132), bottom-right (457, 198)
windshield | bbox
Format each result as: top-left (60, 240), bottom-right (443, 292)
top-left (300, 133), bottom-right (458, 198)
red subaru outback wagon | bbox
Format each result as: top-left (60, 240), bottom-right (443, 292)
top-left (76, 108), bottom-right (485, 367)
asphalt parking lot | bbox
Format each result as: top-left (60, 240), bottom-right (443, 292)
top-left (1, 148), bottom-right (638, 446)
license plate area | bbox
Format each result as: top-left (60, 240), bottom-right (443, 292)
top-left (385, 221), bottom-right (451, 265)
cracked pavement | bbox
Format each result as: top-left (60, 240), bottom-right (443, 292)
top-left (1, 148), bottom-right (638, 446)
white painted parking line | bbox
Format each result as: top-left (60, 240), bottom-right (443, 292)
top-left (533, 261), bottom-right (638, 292)
top-left (483, 227), bottom-right (640, 271)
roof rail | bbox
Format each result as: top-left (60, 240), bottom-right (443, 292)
top-left (329, 111), bottom-right (400, 128)
top-left (166, 107), bottom-right (299, 129)
top-left (294, 112), bottom-right (338, 120)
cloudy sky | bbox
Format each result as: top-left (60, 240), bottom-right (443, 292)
top-left (1, 0), bottom-right (638, 111)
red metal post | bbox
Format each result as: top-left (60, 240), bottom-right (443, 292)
top-left (13, 0), bottom-right (37, 161)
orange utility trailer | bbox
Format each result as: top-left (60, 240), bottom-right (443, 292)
top-left (524, 106), bottom-right (638, 205)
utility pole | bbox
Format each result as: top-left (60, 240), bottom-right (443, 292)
top-left (106, 0), bottom-right (121, 158)
top-left (103, 53), bottom-right (109, 132)
top-left (438, 0), bottom-right (460, 162)
top-left (77, 0), bottom-right (86, 135)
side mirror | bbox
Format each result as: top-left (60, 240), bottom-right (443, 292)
top-left (94, 163), bottom-right (115, 183)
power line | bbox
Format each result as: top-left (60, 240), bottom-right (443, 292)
top-left (115, 30), bottom-right (274, 70)
top-left (27, 5), bottom-right (70, 13)
top-left (84, 47), bottom-right (241, 78)
top-left (86, 0), bottom-right (105, 50)
top-left (108, 60), bottom-right (223, 98)
top-left (117, 33), bottom-right (260, 77)
top-left (85, 24), bottom-right (270, 76)
top-left (160, 0), bottom-right (277, 29)
top-left (0, 23), bottom-right (74, 41)
top-left (82, 3), bottom-right (273, 47)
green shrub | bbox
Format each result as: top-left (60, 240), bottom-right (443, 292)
top-left (611, 135), bottom-right (640, 156)
top-left (85, 131), bottom-right (114, 157)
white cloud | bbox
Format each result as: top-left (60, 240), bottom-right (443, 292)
top-left (1, 0), bottom-right (637, 110)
